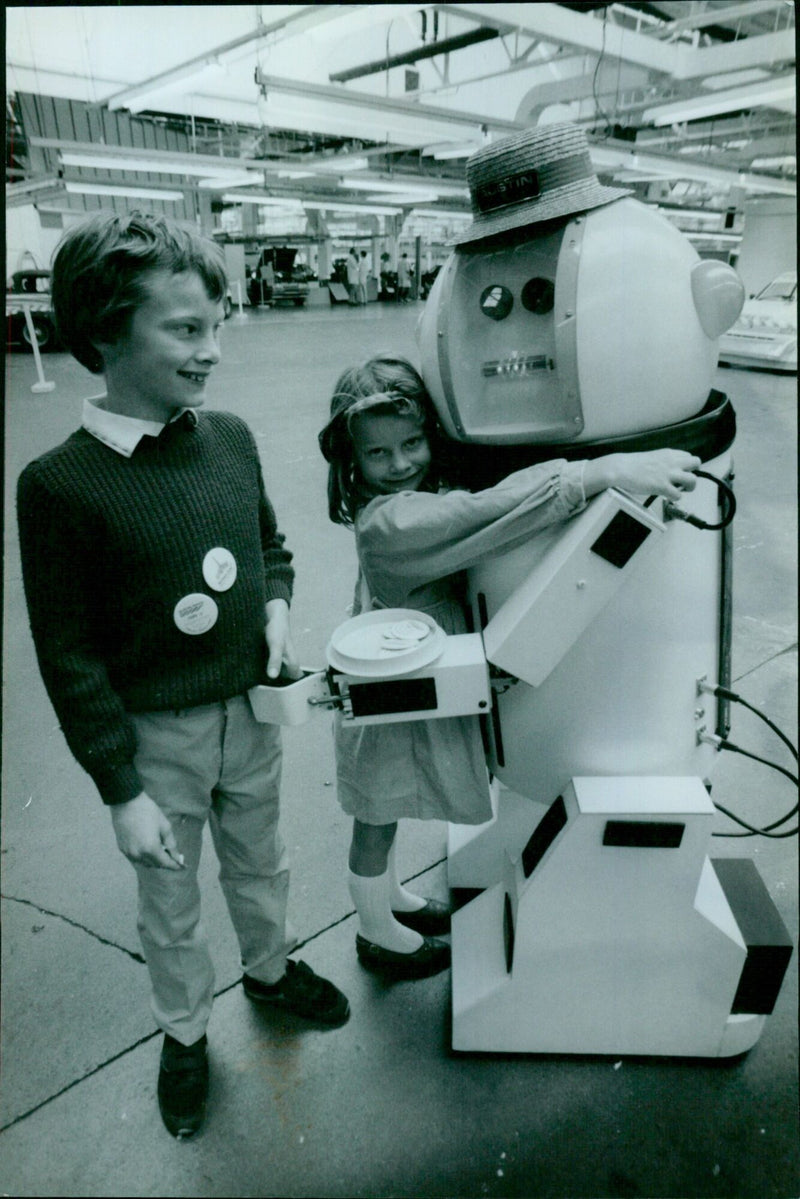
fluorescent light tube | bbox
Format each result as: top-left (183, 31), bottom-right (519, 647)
top-left (643, 74), bottom-right (796, 126)
top-left (197, 171), bottom-right (264, 189)
top-left (409, 208), bottom-right (472, 221)
top-left (65, 182), bottom-right (184, 201)
top-left (222, 193), bottom-right (402, 216)
top-left (423, 143), bottom-right (482, 159)
top-left (60, 152), bottom-right (253, 179)
top-left (222, 194), bottom-right (303, 208)
top-left (372, 193), bottom-right (440, 205)
top-left (341, 177), bottom-right (469, 198)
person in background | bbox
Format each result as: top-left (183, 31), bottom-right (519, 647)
top-left (396, 252), bottom-right (411, 302)
top-left (346, 247), bottom-right (360, 305)
top-left (357, 250), bottom-right (370, 305)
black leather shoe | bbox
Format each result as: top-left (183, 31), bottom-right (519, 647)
top-left (355, 933), bottom-right (451, 979)
top-left (157, 1033), bottom-right (208, 1139)
top-left (243, 959), bottom-right (350, 1026)
top-left (392, 898), bottom-right (452, 936)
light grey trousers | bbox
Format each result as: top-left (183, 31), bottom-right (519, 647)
top-left (130, 695), bottom-right (296, 1045)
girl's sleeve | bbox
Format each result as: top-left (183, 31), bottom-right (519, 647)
top-left (357, 459), bottom-right (587, 593)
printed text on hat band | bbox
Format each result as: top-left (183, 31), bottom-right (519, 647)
top-left (474, 152), bottom-right (592, 215)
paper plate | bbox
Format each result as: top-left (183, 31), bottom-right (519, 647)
top-left (326, 608), bottom-right (447, 678)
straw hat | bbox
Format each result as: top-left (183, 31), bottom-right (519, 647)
top-left (454, 122), bottom-right (630, 246)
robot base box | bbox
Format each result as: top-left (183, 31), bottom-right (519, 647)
top-left (450, 776), bottom-right (792, 1057)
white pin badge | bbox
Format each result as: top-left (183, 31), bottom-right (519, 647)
top-left (174, 593), bottom-right (219, 635)
top-left (202, 547), bottom-right (237, 592)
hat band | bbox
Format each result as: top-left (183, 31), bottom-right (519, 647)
top-left (474, 151), bottom-right (593, 215)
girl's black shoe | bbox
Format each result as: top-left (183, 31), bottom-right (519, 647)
top-left (355, 933), bottom-right (451, 978)
top-left (392, 898), bottom-right (452, 936)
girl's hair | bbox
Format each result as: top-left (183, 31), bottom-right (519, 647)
top-left (50, 210), bottom-right (228, 374)
top-left (319, 355), bottom-right (449, 526)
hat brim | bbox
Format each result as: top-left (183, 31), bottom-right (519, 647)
top-left (453, 181), bottom-right (631, 246)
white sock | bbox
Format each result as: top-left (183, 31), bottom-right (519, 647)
top-left (386, 841), bottom-right (426, 913)
top-left (348, 870), bottom-right (423, 953)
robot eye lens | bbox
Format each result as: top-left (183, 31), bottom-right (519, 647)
top-left (521, 277), bottom-right (555, 314)
top-left (480, 285), bottom-right (514, 320)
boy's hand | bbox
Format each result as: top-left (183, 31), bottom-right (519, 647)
top-left (265, 597), bottom-right (301, 680)
top-left (111, 792), bottom-right (185, 871)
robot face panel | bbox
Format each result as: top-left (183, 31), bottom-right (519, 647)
top-left (419, 197), bottom-right (740, 446)
top-left (418, 224), bottom-right (584, 444)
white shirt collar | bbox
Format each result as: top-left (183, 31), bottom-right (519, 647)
top-left (82, 397), bottom-right (194, 457)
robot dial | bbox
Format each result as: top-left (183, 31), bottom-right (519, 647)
top-left (480, 285), bottom-right (514, 320)
top-left (521, 277), bottom-right (555, 314)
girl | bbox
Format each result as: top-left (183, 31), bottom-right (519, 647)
top-left (319, 354), bottom-right (701, 980)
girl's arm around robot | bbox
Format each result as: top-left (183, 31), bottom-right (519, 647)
top-left (357, 448), bottom-right (700, 598)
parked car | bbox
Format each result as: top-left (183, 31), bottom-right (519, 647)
top-left (718, 271), bottom-right (797, 372)
top-left (8, 268), bottom-right (234, 353)
top-left (6, 269), bottom-right (61, 352)
top-left (248, 248), bottom-right (310, 307)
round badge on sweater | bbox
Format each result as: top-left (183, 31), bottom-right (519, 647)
top-left (174, 593), bottom-right (219, 635)
top-left (202, 547), bottom-right (237, 592)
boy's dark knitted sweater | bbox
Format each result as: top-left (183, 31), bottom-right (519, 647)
top-left (17, 410), bottom-right (294, 805)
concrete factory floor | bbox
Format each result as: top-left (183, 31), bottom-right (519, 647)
top-left (2, 299), bottom-right (797, 1198)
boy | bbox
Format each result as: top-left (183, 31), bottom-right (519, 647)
top-left (16, 212), bottom-right (349, 1140)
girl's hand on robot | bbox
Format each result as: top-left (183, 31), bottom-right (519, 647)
top-left (611, 450), bottom-right (702, 500)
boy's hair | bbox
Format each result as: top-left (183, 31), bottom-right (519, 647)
top-left (319, 354), bottom-right (449, 526)
top-left (51, 211), bottom-right (228, 374)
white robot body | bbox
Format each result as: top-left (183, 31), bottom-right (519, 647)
top-left (416, 185), bottom-right (792, 1056)
top-left (449, 452), bottom-right (731, 887)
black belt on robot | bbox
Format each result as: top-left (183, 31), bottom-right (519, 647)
top-left (447, 390), bottom-right (736, 491)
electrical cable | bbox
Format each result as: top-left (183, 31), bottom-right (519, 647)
top-left (591, 8), bottom-right (613, 137)
top-left (699, 680), bottom-right (798, 837)
top-left (710, 683), bottom-right (797, 760)
top-left (664, 470), bottom-right (736, 530)
top-left (710, 740), bottom-right (798, 838)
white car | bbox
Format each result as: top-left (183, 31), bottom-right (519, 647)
top-left (719, 272), bottom-right (797, 372)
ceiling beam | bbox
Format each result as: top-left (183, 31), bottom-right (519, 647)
top-left (673, 29), bottom-right (796, 78)
top-left (643, 71), bottom-right (796, 125)
top-left (655, 0), bottom-right (789, 36)
top-left (439, 3), bottom-right (677, 73)
top-left (440, 3), bottom-right (795, 81)
top-left (104, 5), bottom-right (366, 111)
top-left (590, 137), bottom-right (796, 194)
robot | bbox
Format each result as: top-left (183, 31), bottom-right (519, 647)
top-left (413, 124), bottom-right (792, 1056)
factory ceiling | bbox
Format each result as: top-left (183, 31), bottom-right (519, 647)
top-left (6, 2), bottom-right (796, 234)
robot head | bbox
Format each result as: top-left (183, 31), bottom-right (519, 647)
top-left (418, 124), bottom-right (744, 445)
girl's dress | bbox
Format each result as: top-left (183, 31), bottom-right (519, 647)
top-left (335, 459), bottom-right (587, 826)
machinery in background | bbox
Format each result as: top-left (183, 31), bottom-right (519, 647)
top-left (247, 247), bottom-right (310, 308)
